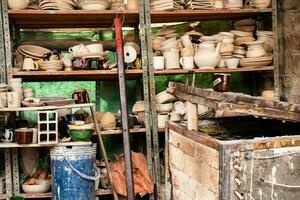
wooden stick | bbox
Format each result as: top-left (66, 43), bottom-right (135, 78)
top-left (87, 94), bottom-right (119, 200)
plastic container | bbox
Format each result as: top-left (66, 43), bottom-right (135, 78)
top-left (50, 145), bottom-right (99, 200)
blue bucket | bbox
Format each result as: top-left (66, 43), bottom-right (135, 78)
top-left (50, 145), bottom-right (99, 200)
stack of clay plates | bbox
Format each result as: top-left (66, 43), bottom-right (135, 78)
top-left (240, 56), bottom-right (273, 68)
top-left (233, 46), bottom-right (246, 59)
top-left (40, 60), bottom-right (64, 71)
top-left (151, 0), bottom-right (184, 11)
top-left (185, 0), bottom-right (214, 10)
top-left (18, 45), bottom-right (51, 60)
top-left (39, 0), bottom-right (77, 10)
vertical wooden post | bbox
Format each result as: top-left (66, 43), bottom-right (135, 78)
top-left (187, 102), bottom-right (198, 131)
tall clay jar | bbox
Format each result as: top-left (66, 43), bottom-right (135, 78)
top-left (127, 0), bottom-right (139, 10)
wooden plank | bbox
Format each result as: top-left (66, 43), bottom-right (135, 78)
top-left (0, 142), bottom-right (92, 149)
top-left (13, 70), bottom-right (143, 81)
top-left (168, 82), bottom-right (300, 113)
top-left (98, 128), bottom-right (165, 135)
top-left (151, 9), bottom-right (272, 23)
top-left (13, 67), bottom-right (274, 82)
top-left (8, 10), bottom-right (139, 28)
top-left (0, 103), bottom-right (94, 112)
top-left (155, 66), bottom-right (274, 75)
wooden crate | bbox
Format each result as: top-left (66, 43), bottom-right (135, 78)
top-left (166, 122), bottom-right (300, 200)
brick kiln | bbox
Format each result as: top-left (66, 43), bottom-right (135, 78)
top-left (165, 82), bottom-right (300, 200)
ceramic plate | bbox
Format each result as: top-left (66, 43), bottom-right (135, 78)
top-left (19, 45), bottom-right (51, 58)
top-left (22, 101), bottom-right (45, 107)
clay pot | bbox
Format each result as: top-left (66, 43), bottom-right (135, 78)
top-left (8, 0), bottom-right (30, 10)
top-left (15, 128), bottom-right (33, 144)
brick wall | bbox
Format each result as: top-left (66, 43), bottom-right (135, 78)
top-left (168, 130), bottom-right (219, 200)
top-left (281, 1), bottom-right (300, 103)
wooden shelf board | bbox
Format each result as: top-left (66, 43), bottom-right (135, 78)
top-left (12, 70), bottom-right (143, 82)
top-left (97, 128), bottom-right (165, 135)
top-left (151, 8), bottom-right (272, 23)
top-left (8, 10), bottom-right (139, 28)
top-left (155, 66), bottom-right (274, 75)
top-left (13, 67), bottom-right (273, 81)
top-left (0, 103), bottom-right (93, 112)
top-left (0, 141), bottom-right (92, 149)
top-left (20, 192), bottom-right (52, 199)
top-left (19, 189), bottom-right (112, 199)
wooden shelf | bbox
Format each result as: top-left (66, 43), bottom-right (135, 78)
top-left (98, 127), bottom-right (165, 135)
top-left (19, 189), bottom-right (111, 199)
top-left (155, 66), bottom-right (274, 75)
top-left (8, 10), bottom-right (139, 28)
top-left (0, 103), bottom-right (94, 112)
top-left (13, 66), bottom-right (273, 81)
top-left (13, 70), bottom-right (143, 82)
top-left (0, 141), bottom-right (92, 149)
top-left (151, 8), bottom-right (272, 23)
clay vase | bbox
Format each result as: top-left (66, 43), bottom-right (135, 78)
top-left (194, 42), bottom-right (221, 69)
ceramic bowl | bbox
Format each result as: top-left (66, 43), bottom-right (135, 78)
top-left (261, 90), bottom-right (275, 100)
top-left (22, 182), bottom-right (51, 193)
top-left (69, 129), bottom-right (93, 141)
top-left (8, 0), bottom-right (30, 10)
top-left (226, 58), bottom-right (239, 69)
top-left (132, 101), bottom-right (145, 113)
top-left (157, 103), bottom-right (173, 113)
top-left (250, 0), bottom-right (271, 8)
top-left (156, 90), bottom-right (176, 104)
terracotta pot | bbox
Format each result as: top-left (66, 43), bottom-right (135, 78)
top-left (15, 128), bottom-right (33, 144)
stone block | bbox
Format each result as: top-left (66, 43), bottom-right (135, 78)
top-left (169, 130), bottom-right (196, 157)
top-left (195, 142), bottom-right (219, 169)
top-left (169, 145), bottom-right (186, 171)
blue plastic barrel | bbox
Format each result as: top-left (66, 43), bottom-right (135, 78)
top-left (50, 145), bottom-right (99, 200)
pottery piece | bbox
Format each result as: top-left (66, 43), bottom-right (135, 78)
top-left (261, 90), bottom-right (275, 100)
top-left (157, 103), bottom-right (173, 113)
top-left (15, 128), bottom-right (33, 144)
top-left (163, 49), bottom-right (180, 69)
top-left (72, 89), bottom-right (89, 104)
top-left (86, 44), bottom-right (103, 54)
top-left (256, 31), bottom-right (273, 52)
top-left (170, 111), bottom-right (181, 122)
top-left (2, 129), bottom-right (14, 142)
top-left (152, 37), bottom-right (166, 51)
top-left (69, 44), bottom-right (90, 57)
top-left (8, 0), bottom-right (30, 10)
top-left (181, 47), bottom-right (194, 57)
top-left (180, 57), bottom-right (194, 70)
top-left (181, 34), bottom-right (193, 48)
top-left (22, 58), bottom-right (38, 71)
top-left (218, 59), bottom-right (227, 68)
top-left (156, 90), bottom-right (176, 104)
top-left (174, 101), bottom-right (186, 115)
top-left (132, 101), bottom-right (145, 113)
top-left (250, 0), bottom-right (271, 8)
top-left (153, 56), bottom-right (165, 70)
top-left (194, 42), bottom-right (221, 69)
top-left (245, 41), bottom-right (266, 58)
top-left (22, 181), bottom-right (51, 193)
top-left (225, 0), bottom-right (243, 9)
top-left (213, 73), bottom-right (231, 92)
top-left (226, 58), bottom-right (239, 69)
top-left (7, 92), bottom-right (21, 108)
top-left (157, 114), bottom-right (169, 129)
top-left (127, 0), bottom-right (139, 10)
top-left (214, 0), bottom-right (224, 9)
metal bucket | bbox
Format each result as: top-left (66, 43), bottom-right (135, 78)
top-left (50, 145), bottom-right (99, 200)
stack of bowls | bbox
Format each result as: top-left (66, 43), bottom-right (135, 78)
top-left (78, 0), bottom-right (109, 10)
top-left (39, 0), bottom-right (77, 10)
top-left (256, 31), bottom-right (273, 53)
top-left (218, 32), bottom-right (239, 69)
top-left (40, 60), bottom-right (64, 71)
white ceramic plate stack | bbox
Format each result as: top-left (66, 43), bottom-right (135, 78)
top-left (240, 56), bottom-right (273, 68)
top-left (77, 0), bottom-right (109, 10)
top-left (39, 0), bottom-right (78, 10)
top-left (256, 30), bottom-right (273, 53)
top-left (18, 45), bottom-right (51, 60)
top-left (40, 60), bottom-right (64, 71)
top-left (150, 0), bottom-right (184, 11)
top-left (185, 0), bottom-right (214, 10)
